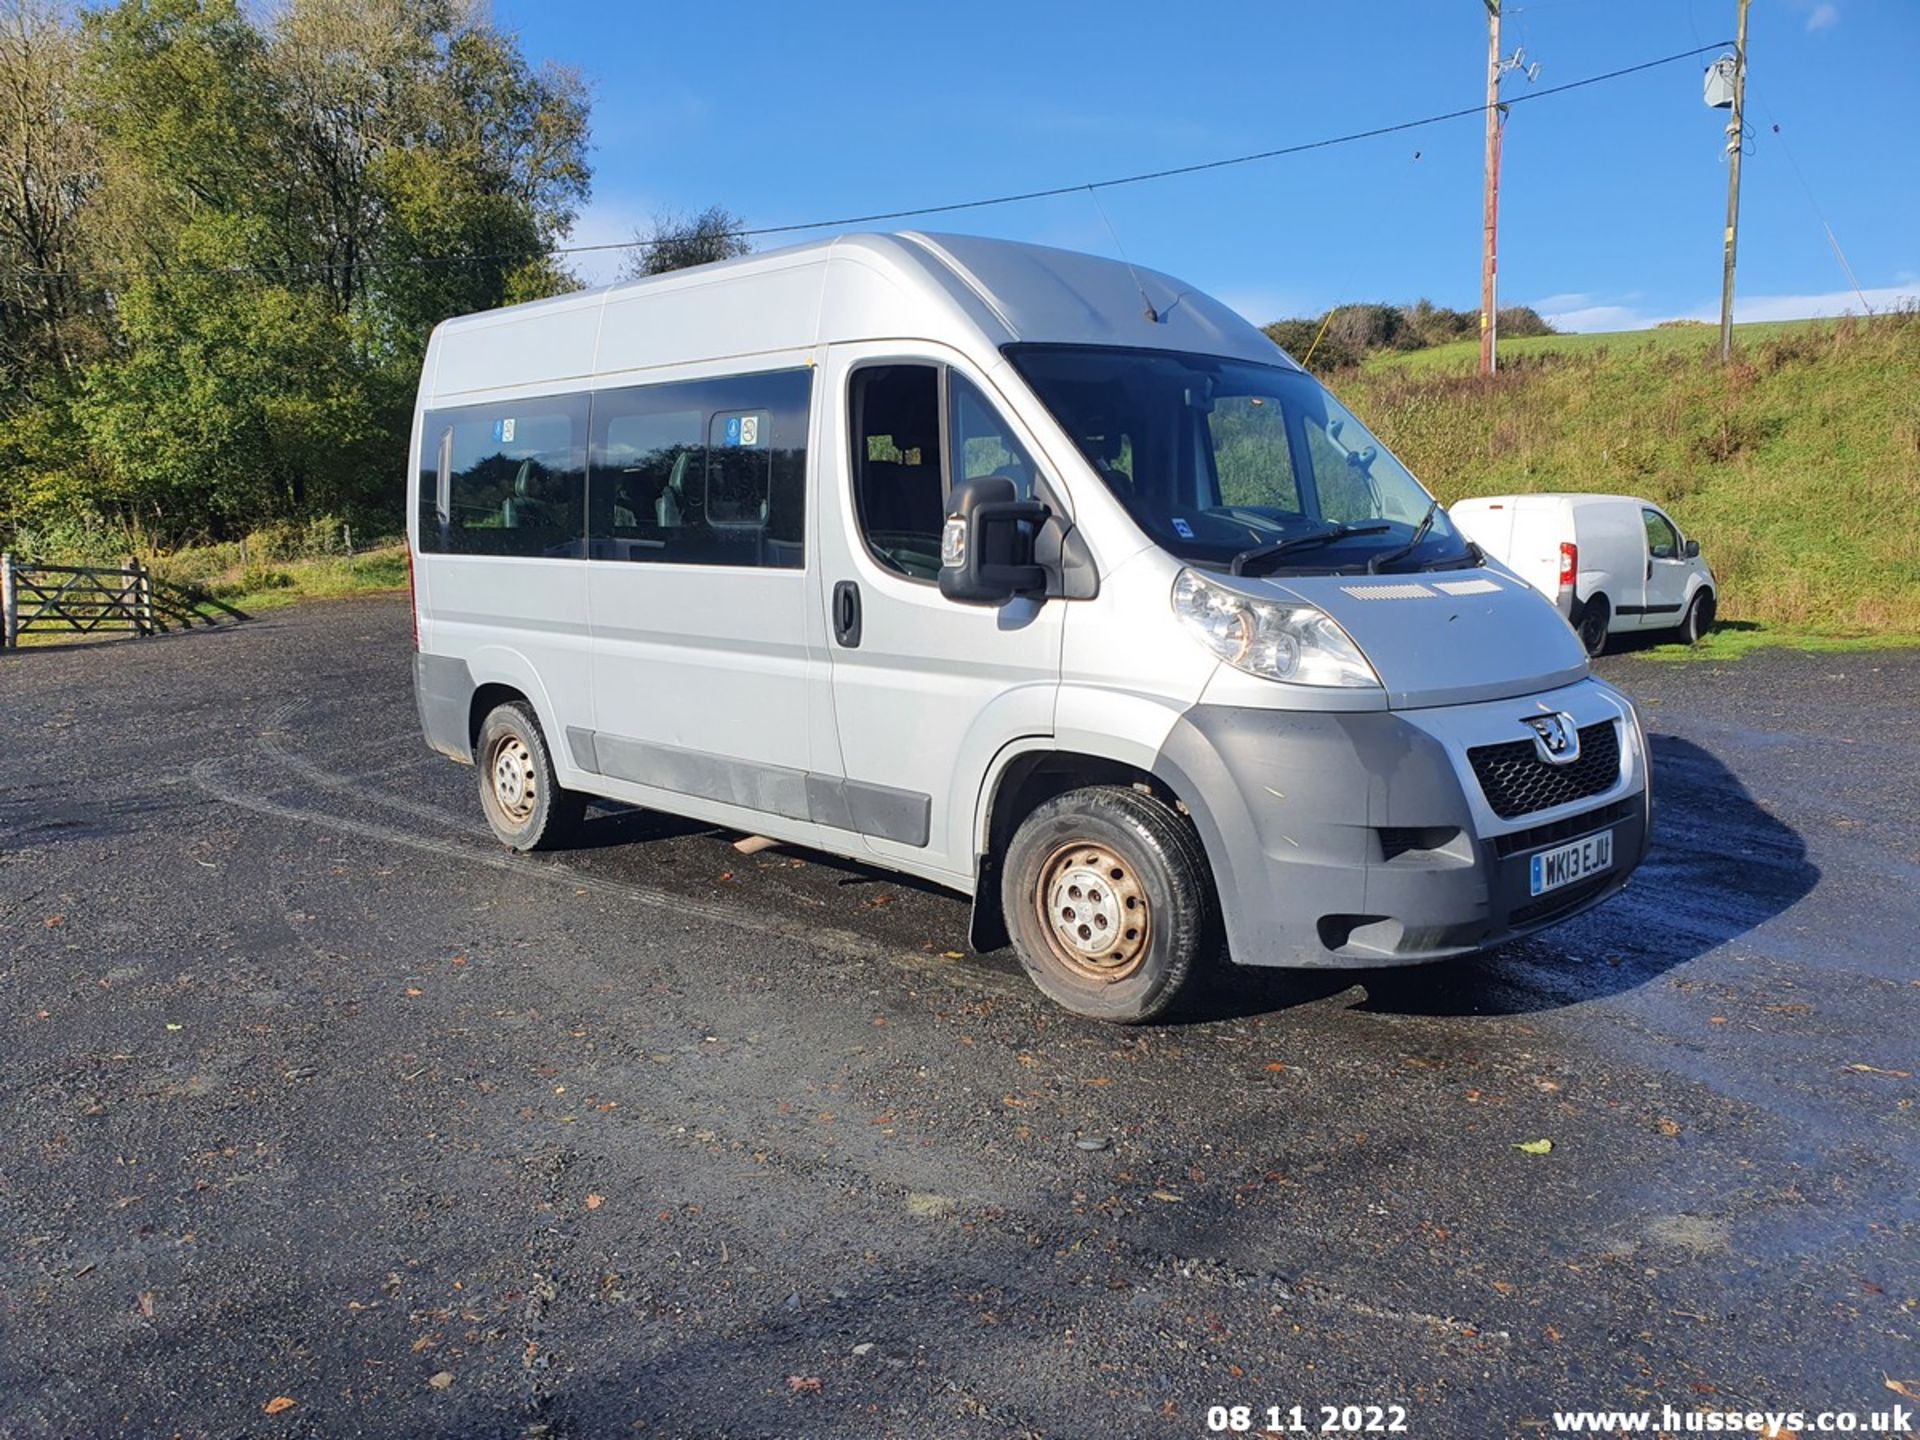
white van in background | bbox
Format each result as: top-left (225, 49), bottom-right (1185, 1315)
top-left (1449, 493), bottom-right (1717, 655)
top-left (408, 233), bottom-right (1652, 1023)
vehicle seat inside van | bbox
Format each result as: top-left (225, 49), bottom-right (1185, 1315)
top-left (500, 460), bottom-right (538, 528)
top-left (656, 450), bottom-right (690, 528)
top-left (860, 459), bottom-right (941, 538)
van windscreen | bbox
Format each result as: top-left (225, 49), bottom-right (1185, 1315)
top-left (1006, 345), bottom-right (1477, 576)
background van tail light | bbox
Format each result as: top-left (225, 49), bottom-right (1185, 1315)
top-left (1558, 541), bottom-right (1578, 588)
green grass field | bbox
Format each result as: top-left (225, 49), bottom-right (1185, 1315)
top-left (1330, 311), bottom-right (1920, 643)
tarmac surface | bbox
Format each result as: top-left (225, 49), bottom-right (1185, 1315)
top-left (2, 598), bottom-right (1916, 1438)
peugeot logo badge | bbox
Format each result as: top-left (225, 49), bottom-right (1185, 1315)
top-left (1523, 711), bottom-right (1582, 766)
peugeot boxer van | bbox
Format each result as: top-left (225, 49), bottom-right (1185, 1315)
top-left (1450, 493), bottom-right (1717, 655)
top-left (408, 233), bottom-right (1651, 1022)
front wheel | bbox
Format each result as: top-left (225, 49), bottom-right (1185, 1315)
top-left (1681, 590), bottom-right (1716, 644)
top-left (1001, 786), bottom-right (1214, 1023)
top-left (1576, 594), bottom-right (1611, 657)
top-left (476, 701), bottom-right (586, 851)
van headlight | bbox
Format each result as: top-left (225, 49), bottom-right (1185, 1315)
top-left (1172, 568), bottom-right (1380, 688)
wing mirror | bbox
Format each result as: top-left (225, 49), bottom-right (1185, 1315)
top-left (1683, 538), bottom-right (1700, 559)
top-left (938, 475), bottom-right (1049, 606)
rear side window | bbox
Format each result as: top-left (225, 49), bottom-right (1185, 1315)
top-left (418, 397), bottom-right (588, 556)
top-left (588, 369), bottom-right (811, 568)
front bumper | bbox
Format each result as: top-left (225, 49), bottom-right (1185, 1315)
top-left (1151, 678), bottom-right (1651, 968)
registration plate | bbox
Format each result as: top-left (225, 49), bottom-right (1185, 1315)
top-left (1528, 829), bottom-right (1614, 896)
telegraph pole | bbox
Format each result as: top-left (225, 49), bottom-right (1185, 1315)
top-left (1718, 0), bottom-right (1751, 362)
top-left (1480, 0), bottom-right (1502, 375)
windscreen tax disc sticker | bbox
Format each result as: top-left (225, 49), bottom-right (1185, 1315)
top-left (1171, 517), bottom-right (1194, 539)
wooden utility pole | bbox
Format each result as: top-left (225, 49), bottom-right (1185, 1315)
top-left (1718, 0), bottom-right (1751, 362)
top-left (1480, 0), bottom-right (1502, 376)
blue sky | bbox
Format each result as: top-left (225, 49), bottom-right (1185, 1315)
top-left (494, 0), bottom-right (1918, 332)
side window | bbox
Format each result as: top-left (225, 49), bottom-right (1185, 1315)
top-left (850, 365), bottom-right (945, 581)
top-left (596, 407), bottom-right (703, 552)
top-left (949, 374), bottom-right (1039, 499)
top-left (586, 369), bottom-right (811, 568)
top-left (418, 397), bottom-right (587, 556)
top-left (1209, 394), bottom-right (1299, 513)
top-left (1643, 508), bottom-right (1679, 560)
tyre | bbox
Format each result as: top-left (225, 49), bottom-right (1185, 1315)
top-left (475, 701), bottom-right (586, 851)
top-left (1681, 589), bottom-right (1716, 645)
top-left (1576, 594), bottom-right (1611, 657)
top-left (1001, 785), bottom-right (1214, 1023)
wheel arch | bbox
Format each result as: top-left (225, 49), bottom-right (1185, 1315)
top-left (460, 646), bottom-right (575, 778)
top-left (966, 740), bottom-right (1212, 953)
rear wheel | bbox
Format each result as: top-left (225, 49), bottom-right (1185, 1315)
top-left (1001, 786), bottom-right (1213, 1024)
top-left (1681, 589), bottom-right (1716, 644)
top-left (1576, 594), bottom-right (1611, 657)
top-left (476, 701), bottom-right (585, 851)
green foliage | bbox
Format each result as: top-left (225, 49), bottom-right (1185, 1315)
top-left (1264, 299), bottom-right (1556, 372)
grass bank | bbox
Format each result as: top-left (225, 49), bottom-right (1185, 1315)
top-left (152, 539), bottom-right (409, 614)
top-left (1337, 311), bottom-right (1920, 639)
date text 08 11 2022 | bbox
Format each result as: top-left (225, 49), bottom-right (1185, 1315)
top-left (1207, 1403), bottom-right (1410, 1434)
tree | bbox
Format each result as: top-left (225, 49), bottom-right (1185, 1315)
top-left (0, 0), bottom-right (595, 549)
top-left (0, 0), bottom-right (104, 385)
top-left (620, 204), bottom-right (750, 280)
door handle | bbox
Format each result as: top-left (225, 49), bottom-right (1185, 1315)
top-left (832, 579), bottom-right (862, 648)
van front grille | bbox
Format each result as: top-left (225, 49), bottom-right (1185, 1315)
top-left (1493, 798), bottom-right (1638, 859)
top-left (1468, 721), bottom-right (1620, 820)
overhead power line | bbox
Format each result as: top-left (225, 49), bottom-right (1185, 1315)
top-left (26, 42), bottom-right (1729, 287)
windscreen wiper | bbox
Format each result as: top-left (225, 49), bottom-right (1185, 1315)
top-left (1230, 523), bottom-right (1391, 577)
top-left (1366, 499), bottom-right (1439, 574)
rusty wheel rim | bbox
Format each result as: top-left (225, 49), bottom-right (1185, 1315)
top-left (489, 734), bottom-right (538, 824)
top-left (1034, 839), bottom-right (1151, 982)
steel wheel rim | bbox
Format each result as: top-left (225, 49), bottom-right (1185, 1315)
top-left (489, 735), bottom-right (538, 824)
top-left (1034, 839), bottom-right (1151, 982)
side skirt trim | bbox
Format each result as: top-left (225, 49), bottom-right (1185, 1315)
top-left (565, 726), bottom-right (931, 847)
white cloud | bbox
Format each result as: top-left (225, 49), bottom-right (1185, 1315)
top-left (1217, 287), bottom-right (1306, 327)
top-left (1538, 281), bottom-right (1916, 333)
top-left (1539, 302), bottom-right (1663, 332)
top-left (1719, 283), bottom-right (1915, 323)
top-left (559, 196), bottom-right (659, 287)
top-left (1804, 3), bottom-right (1839, 32)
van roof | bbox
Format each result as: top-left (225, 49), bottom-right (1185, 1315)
top-left (424, 231), bottom-right (1292, 401)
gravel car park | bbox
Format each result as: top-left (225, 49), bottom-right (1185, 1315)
top-left (2, 599), bottom-right (1916, 1438)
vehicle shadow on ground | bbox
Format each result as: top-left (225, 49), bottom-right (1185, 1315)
top-left (573, 801), bottom-right (712, 850)
top-left (1184, 733), bottom-right (1819, 1023)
